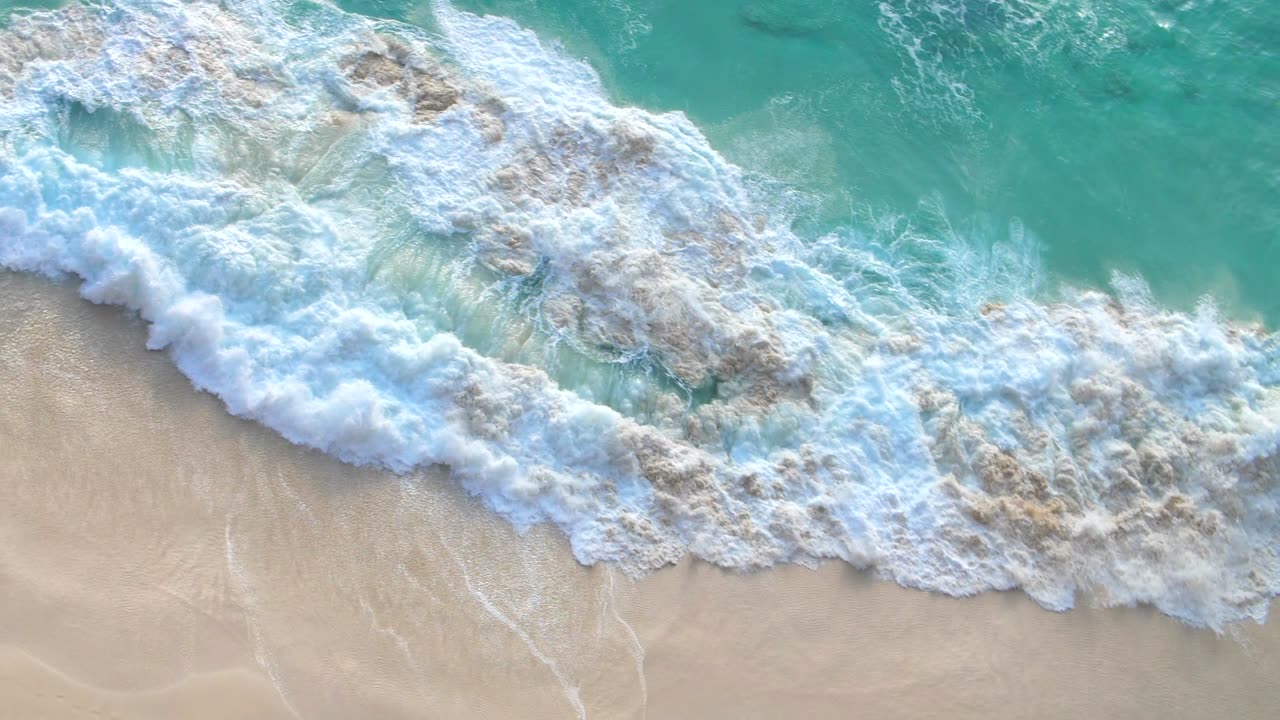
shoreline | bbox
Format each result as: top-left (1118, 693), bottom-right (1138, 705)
top-left (2, 269), bottom-right (1278, 719)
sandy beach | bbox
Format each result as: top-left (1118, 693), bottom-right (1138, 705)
top-left (2, 268), bottom-right (1278, 720)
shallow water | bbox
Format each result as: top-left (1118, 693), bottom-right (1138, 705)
top-left (432, 0), bottom-right (1280, 322)
top-left (0, 0), bottom-right (1277, 630)
top-left (5, 270), bottom-right (1280, 720)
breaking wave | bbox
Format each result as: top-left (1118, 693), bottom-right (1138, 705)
top-left (1, 0), bottom-right (1277, 629)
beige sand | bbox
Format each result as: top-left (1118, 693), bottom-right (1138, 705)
top-left (1, 269), bottom-right (1277, 720)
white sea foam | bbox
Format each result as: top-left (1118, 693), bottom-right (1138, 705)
top-left (0, 0), bottom-right (1277, 630)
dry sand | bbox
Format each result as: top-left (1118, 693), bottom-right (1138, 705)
top-left (1, 268), bottom-right (1278, 719)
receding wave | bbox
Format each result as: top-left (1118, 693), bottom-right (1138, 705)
top-left (1, 0), bottom-right (1277, 630)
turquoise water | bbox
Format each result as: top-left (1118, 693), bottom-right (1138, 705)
top-left (10, 0), bottom-right (1277, 317)
top-left (2, 0), bottom-right (1279, 628)
top-left (348, 0), bottom-right (1280, 323)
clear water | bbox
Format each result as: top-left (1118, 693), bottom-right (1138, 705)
top-left (345, 0), bottom-right (1280, 323)
top-left (1, 0), bottom-right (1278, 629)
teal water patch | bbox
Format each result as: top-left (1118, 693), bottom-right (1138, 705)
top-left (446, 0), bottom-right (1280, 324)
top-left (0, 0), bottom-right (65, 16)
top-left (0, 0), bottom-right (67, 31)
top-left (51, 99), bottom-right (196, 172)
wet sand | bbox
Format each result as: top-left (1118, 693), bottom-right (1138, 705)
top-left (2, 269), bottom-right (1278, 719)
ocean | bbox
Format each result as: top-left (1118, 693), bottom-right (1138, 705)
top-left (0, 0), bottom-right (1278, 633)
